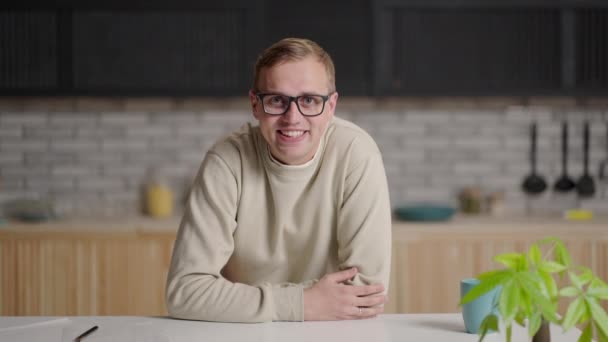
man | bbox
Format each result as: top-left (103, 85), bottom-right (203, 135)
top-left (166, 38), bottom-right (392, 323)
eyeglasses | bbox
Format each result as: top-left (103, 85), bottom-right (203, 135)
top-left (256, 93), bottom-right (331, 117)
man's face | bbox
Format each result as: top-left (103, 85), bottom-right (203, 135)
top-left (250, 56), bottom-right (337, 165)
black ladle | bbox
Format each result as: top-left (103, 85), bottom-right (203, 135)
top-left (554, 121), bottom-right (576, 192)
top-left (522, 122), bottom-right (547, 195)
top-left (599, 122), bottom-right (608, 185)
top-left (577, 121), bottom-right (595, 198)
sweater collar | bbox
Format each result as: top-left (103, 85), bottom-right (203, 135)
top-left (260, 118), bottom-right (334, 179)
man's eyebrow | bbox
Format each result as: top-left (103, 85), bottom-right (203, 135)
top-left (257, 90), bottom-right (285, 95)
top-left (261, 91), bottom-right (324, 96)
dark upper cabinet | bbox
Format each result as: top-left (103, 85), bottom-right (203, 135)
top-left (379, 8), bottom-right (562, 95)
top-left (264, 0), bottom-right (371, 96)
top-left (576, 8), bottom-right (608, 91)
top-left (71, 10), bottom-right (251, 95)
top-left (1, 1), bottom-right (263, 96)
top-left (0, 0), bottom-right (607, 96)
top-left (373, 0), bottom-right (608, 96)
top-left (0, 11), bottom-right (59, 92)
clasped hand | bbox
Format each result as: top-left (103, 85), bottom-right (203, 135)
top-left (303, 267), bottom-right (387, 321)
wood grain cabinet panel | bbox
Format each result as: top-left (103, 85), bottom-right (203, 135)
top-left (600, 240), bottom-right (608, 312)
top-left (0, 239), bottom-right (17, 315)
top-left (385, 235), bottom-right (608, 314)
top-left (0, 233), bottom-right (175, 316)
top-left (1, 223), bottom-right (607, 316)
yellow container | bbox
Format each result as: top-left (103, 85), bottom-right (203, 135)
top-left (564, 209), bottom-right (593, 221)
top-left (146, 183), bottom-right (173, 218)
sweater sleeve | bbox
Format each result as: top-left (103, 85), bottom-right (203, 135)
top-left (336, 147), bottom-right (392, 292)
top-left (165, 152), bottom-right (304, 322)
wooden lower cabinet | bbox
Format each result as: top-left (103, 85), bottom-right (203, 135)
top-left (1, 228), bottom-right (607, 316)
top-left (385, 236), bottom-right (608, 314)
top-left (0, 232), bottom-right (175, 316)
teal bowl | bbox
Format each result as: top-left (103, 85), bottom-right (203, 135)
top-left (394, 205), bottom-right (456, 222)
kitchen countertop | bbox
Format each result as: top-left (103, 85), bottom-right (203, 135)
top-left (0, 314), bottom-right (582, 342)
top-left (0, 216), bottom-right (181, 235)
top-left (1, 214), bottom-right (607, 238)
top-left (392, 214), bottom-right (608, 240)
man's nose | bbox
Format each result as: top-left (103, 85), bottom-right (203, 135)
top-left (282, 100), bottom-right (302, 122)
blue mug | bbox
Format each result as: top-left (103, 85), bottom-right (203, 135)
top-left (460, 278), bottom-right (501, 334)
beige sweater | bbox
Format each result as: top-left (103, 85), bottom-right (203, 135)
top-left (166, 117), bottom-right (392, 323)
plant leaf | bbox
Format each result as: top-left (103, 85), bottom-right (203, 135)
top-left (553, 239), bottom-right (572, 277)
top-left (520, 254), bottom-right (529, 272)
top-left (494, 253), bottom-right (524, 270)
top-left (477, 322), bottom-right (488, 342)
top-left (517, 271), bottom-right (544, 292)
top-left (528, 244), bottom-right (541, 266)
top-left (514, 311), bottom-right (526, 327)
top-left (519, 291), bottom-right (532, 317)
top-left (460, 270), bottom-right (511, 306)
top-left (499, 279), bottom-right (519, 323)
top-left (578, 323), bottom-right (593, 342)
top-left (539, 261), bottom-right (567, 273)
top-left (477, 269), bottom-right (511, 282)
top-left (569, 271), bottom-right (585, 289)
top-left (477, 314), bottom-right (498, 342)
top-left (506, 323), bottom-right (512, 342)
top-left (554, 240), bottom-right (572, 270)
top-left (586, 297), bottom-right (608, 337)
top-left (562, 297), bottom-right (585, 331)
top-left (539, 271), bottom-right (558, 300)
top-left (538, 236), bottom-right (559, 244)
top-left (518, 272), bottom-right (559, 322)
top-left (587, 287), bottom-right (608, 300)
top-left (590, 277), bottom-right (608, 288)
top-left (559, 286), bottom-right (580, 297)
top-left (577, 266), bottom-right (594, 283)
top-left (597, 321), bottom-right (608, 342)
top-left (528, 311), bottom-right (542, 337)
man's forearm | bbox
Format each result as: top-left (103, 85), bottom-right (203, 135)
top-left (166, 274), bottom-right (305, 323)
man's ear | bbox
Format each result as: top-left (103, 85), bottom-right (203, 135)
top-left (249, 90), bottom-right (260, 119)
top-left (327, 91), bottom-right (339, 117)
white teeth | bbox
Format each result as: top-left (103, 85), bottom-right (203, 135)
top-left (281, 130), bottom-right (304, 137)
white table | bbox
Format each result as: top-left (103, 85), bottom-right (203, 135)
top-left (0, 314), bottom-right (581, 342)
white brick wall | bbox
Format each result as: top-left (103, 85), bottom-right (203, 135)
top-left (1, 103), bottom-right (607, 217)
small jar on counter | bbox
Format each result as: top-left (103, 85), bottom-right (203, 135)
top-left (459, 187), bottom-right (482, 214)
top-left (485, 191), bottom-right (505, 216)
top-left (145, 171), bottom-right (174, 219)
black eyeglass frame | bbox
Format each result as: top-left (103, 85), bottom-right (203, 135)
top-left (255, 93), bottom-right (332, 117)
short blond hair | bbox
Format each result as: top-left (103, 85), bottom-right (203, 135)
top-left (252, 38), bottom-right (336, 93)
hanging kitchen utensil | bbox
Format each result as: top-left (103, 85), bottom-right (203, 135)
top-left (522, 122), bottom-right (547, 195)
top-left (597, 122), bottom-right (608, 198)
top-left (554, 121), bottom-right (576, 192)
top-left (576, 121), bottom-right (595, 198)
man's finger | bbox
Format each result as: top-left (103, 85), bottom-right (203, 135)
top-left (352, 305), bottom-right (384, 320)
top-left (355, 294), bottom-right (387, 307)
top-left (326, 267), bottom-right (357, 283)
top-left (352, 283), bottom-right (385, 296)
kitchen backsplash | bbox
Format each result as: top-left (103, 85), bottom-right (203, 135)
top-left (0, 97), bottom-right (607, 218)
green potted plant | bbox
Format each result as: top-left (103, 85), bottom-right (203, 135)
top-left (460, 237), bottom-right (608, 342)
